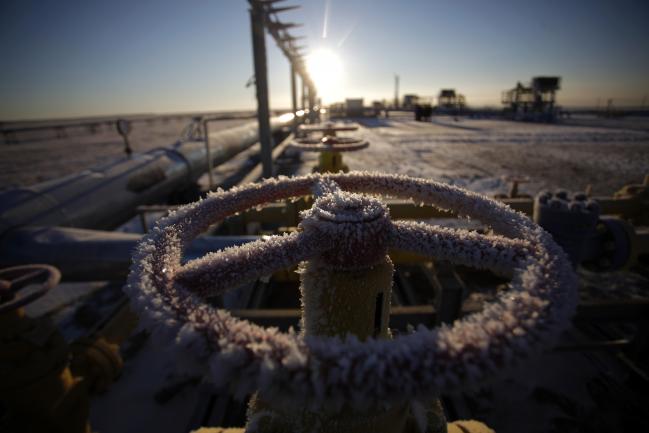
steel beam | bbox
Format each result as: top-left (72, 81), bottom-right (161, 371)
top-left (249, 3), bottom-right (274, 179)
top-left (290, 63), bottom-right (298, 134)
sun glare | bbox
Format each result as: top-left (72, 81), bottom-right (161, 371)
top-left (306, 48), bottom-right (343, 102)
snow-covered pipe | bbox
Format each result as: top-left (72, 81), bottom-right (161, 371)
top-left (0, 226), bottom-right (257, 281)
top-left (0, 117), bottom-right (290, 236)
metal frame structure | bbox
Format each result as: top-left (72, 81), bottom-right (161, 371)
top-left (248, 0), bottom-right (317, 178)
top-left (502, 76), bottom-right (561, 121)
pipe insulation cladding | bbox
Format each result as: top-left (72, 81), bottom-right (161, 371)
top-left (0, 117), bottom-right (291, 237)
top-left (0, 226), bottom-right (258, 281)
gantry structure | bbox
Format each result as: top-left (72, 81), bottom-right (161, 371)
top-left (248, 0), bottom-right (318, 178)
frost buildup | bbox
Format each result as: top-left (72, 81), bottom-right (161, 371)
top-left (125, 171), bottom-right (577, 411)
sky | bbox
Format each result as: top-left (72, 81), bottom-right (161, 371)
top-left (1, 0), bottom-right (648, 121)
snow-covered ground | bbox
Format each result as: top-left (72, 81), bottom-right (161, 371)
top-left (339, 116), bottom-right (649, 196)
top-left (5, 115), bottom-right (647, 196)
top-left (0, 116), bottom-right (250, 189)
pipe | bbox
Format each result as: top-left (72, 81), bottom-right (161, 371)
top-left (0, 226), bottom-right (257, 281)
top-left (0, 118), bottom-right (290, 236)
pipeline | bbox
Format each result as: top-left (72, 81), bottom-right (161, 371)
top-left (0, 226), bottom-right (257, 281)
top-left (0, 117), bottom-right (291, 236)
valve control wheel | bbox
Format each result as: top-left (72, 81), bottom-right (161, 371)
top-left (290, 135), bottom-right (369, 153)
top-left (299, 122), bottom-right (358, 135)
top-left (127, 172), bottom-right (577, 409)
top-left (0, 265), bottom-right (61, 314)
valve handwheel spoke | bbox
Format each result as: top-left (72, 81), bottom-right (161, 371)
top-left (127, 171), bottom-right (577, 409)
top-left (176, 231), bottom-right (331, 296)
top-left (391, 221), bottom-right (532, 277)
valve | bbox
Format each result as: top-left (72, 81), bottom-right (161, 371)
top-left (534, 191), bottom-right (638, 270)
top-left (127, 172), bottom-right (577, 432)
top-left (1, 264), bottom-right (125, 433)
top-left (69, 335), bottom-right (123, 394)
top-left (291, 135), bottom-right (369, 153)
top-left (0, 264), bottom-right (91, 433)
top-left (293, 122), bottom-right (365, 172)
top-left (298, 121), bottom-right (358, 138)
top-left (0, 264), bottom-right (59, 314)
top-left (289, 136), bottom-right (369, 173)
top-left (613, 174), bottom-right (649, 225)
top-left (534, 190), bottom-right (600, 266)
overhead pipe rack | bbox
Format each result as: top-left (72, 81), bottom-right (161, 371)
top-left (248, 0), bottom-right (317, 178)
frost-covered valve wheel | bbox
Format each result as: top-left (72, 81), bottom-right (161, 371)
top-left (128, 172), bottom-right (577, 431)
top-left (289, 136), bottom-right (369, 173)
top-left (0, 264), bottom-right (60, 314)
top-left (298, 121), bottom-right (358, 137)
top-left (290, 135), bottom-right (369, 153)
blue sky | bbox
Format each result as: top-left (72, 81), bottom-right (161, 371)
top-left (1, 0), bottom-right (648, 120)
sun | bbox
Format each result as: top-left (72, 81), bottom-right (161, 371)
top-left (306, 48), bottom-right (343, 103)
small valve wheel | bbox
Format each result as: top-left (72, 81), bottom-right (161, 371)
top-left (298, 122), bottom-right (358, 136)
top-left (290, 135), bottom-right (369, 153)
top-left (0, 265), bottom-right (60, 314)
top-left (127, 172), bottom-right (577, 409)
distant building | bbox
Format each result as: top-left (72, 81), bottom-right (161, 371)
top-left (437, 89), bottom-right (466, 111)
top-left (345, 99), bottom-right (364, 117)
top-left (402, 94), bottom-right (419, 109)
top-left (327, 102), bottom-right (346, 118)
top-left (502, 76), bottom-right (561, 122)
top-left (372, 101), bottom-right (385, 117)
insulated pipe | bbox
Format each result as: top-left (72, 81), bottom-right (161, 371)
top-left (0, 226), bottom-right (257, 281)
top-left (0, 118), bottom-right (290, 236)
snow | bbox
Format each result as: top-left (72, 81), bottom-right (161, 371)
top-left (340, 116), bottom-right (649, 196)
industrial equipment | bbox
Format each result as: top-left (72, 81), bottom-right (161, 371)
top-left (0, 264), bottom-right (124, 433)
top-left (436, 89), bottom-right (466, 112)
top-left (127, 171), bottom-right (578, 432)
top-left (414, 103), bottom-right (433, 121)
top-left (344, 98), bottom-right (365, 117)
top-left (291, 122), bottom-right (366, 172)
top-left (502, 76), bottom-right (561, 122)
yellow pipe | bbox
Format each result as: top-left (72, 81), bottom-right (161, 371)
top-left (245, 253), bottom-right (449, 433)
top-left (315, 151), bottom-right (349, 173)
